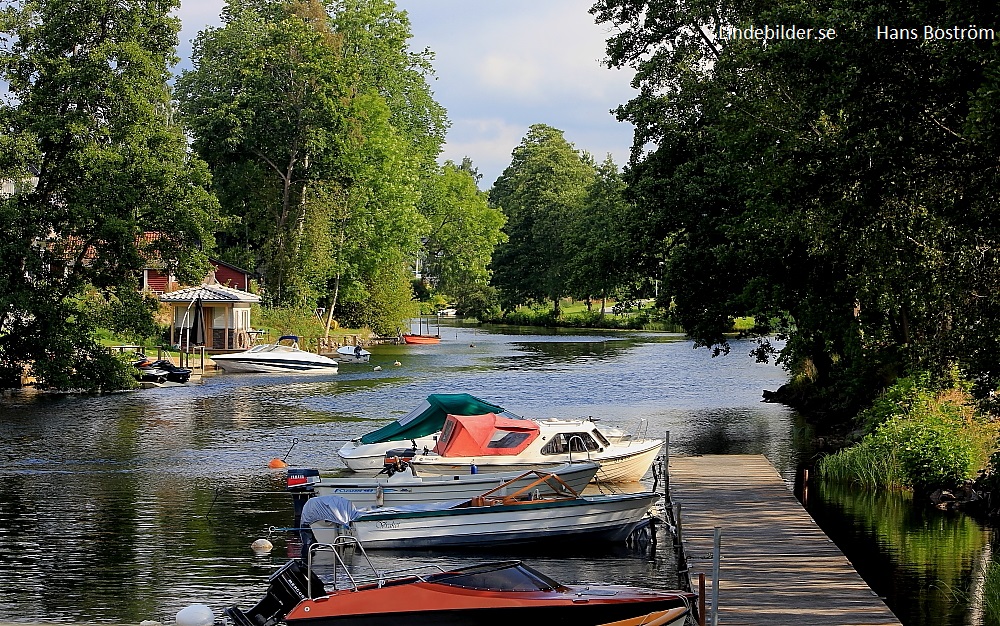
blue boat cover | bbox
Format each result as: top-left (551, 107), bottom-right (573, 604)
top-left (300, 495), bottom-right (467, 526)
top-left (358, 393), bottom-right (513, 444)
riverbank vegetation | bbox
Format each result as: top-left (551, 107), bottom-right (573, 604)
top-left (818, 373), bottom-right (999, 493)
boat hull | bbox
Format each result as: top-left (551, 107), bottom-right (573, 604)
top-left (338, 437), bottom-right (437, 472)
top-left (312, 461), bottom-right (600, 507)
top-left (411, 441), bottom-right (663, 483)
top-left (309, 492), bottom-right (658, 549)
top-left (402, 334), bottom-right (441, 344)
top-left (284, 602), bottom-right (689, 626)
top-left (210, 355), bottom-right (340, 373)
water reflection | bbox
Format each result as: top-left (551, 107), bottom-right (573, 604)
top-left (807, 480), bottom-right (989, 625)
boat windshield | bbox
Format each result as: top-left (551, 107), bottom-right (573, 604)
top-left (425, 561), bottom-right (564, 592)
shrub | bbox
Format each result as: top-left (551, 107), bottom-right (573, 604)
top-left (820, 372), bottom-right (999, 492)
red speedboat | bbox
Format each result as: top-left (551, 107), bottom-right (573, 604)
top-left (225, 541), bottom-right (696, 626)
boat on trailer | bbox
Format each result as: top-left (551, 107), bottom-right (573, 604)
top-left (223, 537), bottom-right (697, 626)
top-left (210, 335), bottom-right (340, 374)
top-left (300, 470), bottom-right (660, 550)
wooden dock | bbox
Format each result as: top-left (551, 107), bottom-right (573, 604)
top-left (669, 454), bottom-right (901, 625)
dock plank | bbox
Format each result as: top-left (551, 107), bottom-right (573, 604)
top-left (669, 454), bottom-right (900, 625)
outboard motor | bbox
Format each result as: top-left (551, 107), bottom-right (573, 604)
top-left (379, 449), bottom-right (416, 477)
top-left (225, 560), bottom-right (325, 626)
top-left (286, 468), bottom-right (321, 528)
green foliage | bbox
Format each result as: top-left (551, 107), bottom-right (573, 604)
top-left (256, 306), bottom-right (328, 339)
top-left (819, 375), bottom-right (998, 491)
top-left (0, 0), bottom-right (217, 390)
top-left (592, 0), bottom-right (1000, 414)
top-left (489, 124), bottom-right (597, 315)
top-left (817, 438), bottom-right (903, 491)
top-left (984, 559), bottom-right (1000, 626)
top-left (420, 160), bottom-right (506, 296)
top-left (178, 0), bottom-right (439, 333)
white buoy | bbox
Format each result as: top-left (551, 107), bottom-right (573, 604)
top-left (373, 365), bottom-right (382, 371)
top-left (250, 538), bottom-right (273, 553)
top-left (175, 604), bottom-right (214, 626)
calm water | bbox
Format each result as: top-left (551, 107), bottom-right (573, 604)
top-left (0, 322), bottom-right (991, 624)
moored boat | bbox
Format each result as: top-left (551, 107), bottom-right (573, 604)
top-left (409, 413), bottom-right (663, 483)
top-left (223, 537), bottom-right (696, 626)
top-left (210, 335), bottom-right (340, 373)
top-left (334, 345), bottom-right (371, 363)
top-left (598, 607), bottom-right (691, 626)
top-left (337, 393), bottom-right (521, 472)
top-left (298, 460), bottom-right (600, 508)
top-left (300, 472), bottom-right (659, 549)
top-left (402, 333), bottom-right (441, 344)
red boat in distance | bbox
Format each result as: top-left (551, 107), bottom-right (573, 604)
top-left (402, 333), bottom-right (441, 344)
top-left (224, 539), bottom-right (697, 626)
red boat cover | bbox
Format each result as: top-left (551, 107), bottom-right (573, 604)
top-left (433, 413), bottom-right (540, 456)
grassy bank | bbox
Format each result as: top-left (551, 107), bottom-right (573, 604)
top-left (817, 372), bottom-right (1000, 492)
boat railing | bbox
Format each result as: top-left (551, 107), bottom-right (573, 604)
top-left (567, 435), bottom-right (593, 464)
top-left (623, 418), bottom-right (650, 446)
top-left (306, 537), bottom-right (447, 596)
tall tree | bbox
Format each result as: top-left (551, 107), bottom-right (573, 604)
top-left (176, 0), bottom-right (351, 304)
top-left (178, 0), bottom-right (439, 334)
top-left (419, 160), bottom-right (506, 307)
top-left (489, 124), bottom-right (597, 316)
top-left (0, 0), bottom-right (217, 390)
top-left (592, 0), bottom-right (1000, 414)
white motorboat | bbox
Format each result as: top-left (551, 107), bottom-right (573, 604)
top-left (210, 335), bottom-right (340, 373)
top-left (337, 393), bottom-right (520, 472)
top-left (304, 460), bottom-right (600, 508)
top-left (408, 413), bottom-right (663, 483)
top-left (335, 345), bottom-right (371, 363)
top-left (300, 472), bottom-right (659, 549)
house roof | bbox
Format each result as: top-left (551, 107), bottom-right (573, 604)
top-left (158, 284), bottom-right (260, 304)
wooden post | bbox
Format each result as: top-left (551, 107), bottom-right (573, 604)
top-left (712, 527), bottom-right (722, 626)
top-left (699, 572), bottom-right (707, 626)
top-left (802, 467), bottom-right (810, 506)
top-left (664, 430), bottom-right (670, 503)
top-left (672, 501), bottom-right (682, 547)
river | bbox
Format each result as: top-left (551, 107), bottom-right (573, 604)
top-left (0, 322), bottom-right (991, 624)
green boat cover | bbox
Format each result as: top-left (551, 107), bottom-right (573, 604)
top-left (358, 393), bottom-right (510, 444)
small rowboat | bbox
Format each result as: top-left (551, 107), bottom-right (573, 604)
top-left (598, 607), bottom-right (691, 626)
top-left (402, 333), bottom-right (440, 344)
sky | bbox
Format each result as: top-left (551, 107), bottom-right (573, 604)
top-left (173, 0), bottom-right (638, 188)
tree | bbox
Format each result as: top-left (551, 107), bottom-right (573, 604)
top-left (489, 124), bottom-right (597, 316)
top-left (178, 0), bottom-right (441, 334)
top-left (176, 0), bottom-right (351, 304)
top-left (0, 0), bottom-right (217, 390)
top-left (419, 161), bottom-right (506, 306)
top-left (592, 0), bottom-right (1000, 415)
top-left (564, 155), bottom-right (642, 313)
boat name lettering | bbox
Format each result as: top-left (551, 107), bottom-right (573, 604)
top-left (376, 520), bottom-right (401, 529)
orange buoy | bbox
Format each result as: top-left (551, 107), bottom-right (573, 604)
top-left (268, 458), bottom-right (288, 469)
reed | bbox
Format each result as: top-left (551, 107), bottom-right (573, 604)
top-left (982, 560), bottom-right (1000, 625)
top-left (817, 437), bottom-right (903, 490)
